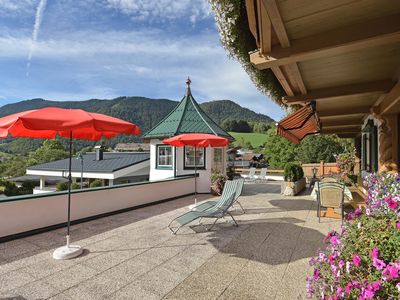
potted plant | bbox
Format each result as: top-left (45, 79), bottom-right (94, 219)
top-left (211, 170), bottom-right (227, 195)
top-left (281, 162), bottom-right (306, 196)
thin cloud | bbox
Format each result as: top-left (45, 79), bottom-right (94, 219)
top-left (26, 0), bottom-right (47, 77)
top-left (105, 0), bottom-right (211, 23)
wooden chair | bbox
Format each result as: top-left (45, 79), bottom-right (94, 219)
top-left (321, 177), bottom-right (337, 183)
top-left (316, 182), bottom-right (345, 224)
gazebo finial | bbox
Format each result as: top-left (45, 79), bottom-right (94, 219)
top-left (186, 77), bottom-right (191, 95)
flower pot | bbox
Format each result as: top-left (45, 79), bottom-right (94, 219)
top-left (281, 178), bottom-right (306, 196)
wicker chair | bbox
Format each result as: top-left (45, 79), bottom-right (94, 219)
top-left (316, 182), bottom-right (345, 224)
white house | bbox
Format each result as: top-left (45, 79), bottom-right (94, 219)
top-left (26, 147), bottom-right (150, 194)
top-left (143, 79), bottom-right (234, 193)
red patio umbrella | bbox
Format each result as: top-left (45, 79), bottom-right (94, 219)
top-left (0, 107), bottom-right (141, 259)
top-left (163, 133), bottom-right (229, 209)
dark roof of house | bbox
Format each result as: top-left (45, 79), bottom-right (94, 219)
top-left (27, 152), bottom-right (150, 173)
top-left (143, 79), bottom-right (234, 140)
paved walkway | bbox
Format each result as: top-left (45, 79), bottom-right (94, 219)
top-left (0, 182), bottom-right (340, 299)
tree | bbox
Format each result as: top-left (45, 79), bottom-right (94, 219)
top-left (27, 139), bottom-right (69, 166)
top-left (221, 118), bottom-right (238, 132)
top-left (297, 135), bottom-right (353, 163)
top-left (251, 121), bottom-right (271, 134)
top-left (0, 156), bottom-right (28, 178)
top-left (236, 120), bottom-right (252, 133)
top-left (263, 127), bottom-right (298, 169)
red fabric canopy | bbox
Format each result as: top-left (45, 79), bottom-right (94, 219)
top-left (163, 133), bottom-right (229, 147)
top-left (276, 103), bottom-right (320, 144)
top-left (0, 107), bottom-right (141, 140)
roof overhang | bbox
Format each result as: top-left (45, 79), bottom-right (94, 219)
top-left (243, 0), bottom-right (400, 137)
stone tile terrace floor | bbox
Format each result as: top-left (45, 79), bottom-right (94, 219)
top-left (0, 182), bottom-right (340, 300)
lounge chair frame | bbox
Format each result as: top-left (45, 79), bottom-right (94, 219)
top-left (168, 180), bottom-right (241, 234)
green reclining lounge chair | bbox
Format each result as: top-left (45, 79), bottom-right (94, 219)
top-left (168, 180), bottom-right (240, 234)
top-left (194, 178), bottom-right (245, 213)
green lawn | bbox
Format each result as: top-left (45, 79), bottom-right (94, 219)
top-left (229, 132), bottom-right (268, 148)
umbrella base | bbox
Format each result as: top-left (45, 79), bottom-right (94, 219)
top-left (53, 245), bottom-right (83, 260)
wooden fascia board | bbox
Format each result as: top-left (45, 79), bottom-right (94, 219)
top-left (250, 13), bottom-right (400, 69)
top-left (284, 80), bottom-right (393, 103)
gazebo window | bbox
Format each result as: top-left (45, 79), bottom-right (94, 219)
top-left (156, 145), bottom-right (173, 169)
top-left (184, 146), bottom-right (205, 169)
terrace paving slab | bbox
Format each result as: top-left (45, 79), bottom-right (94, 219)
top-left (0, 182), bottom-right (340, 299)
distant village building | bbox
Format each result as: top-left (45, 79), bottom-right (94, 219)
top-left (26, 147), bottom-right (150, 194)
top-left (115, 143), bottom-right (150, 152)
top-left (143, 79), bottom-right (234, 193)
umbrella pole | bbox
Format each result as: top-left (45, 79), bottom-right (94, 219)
top-left (194, 146), bottom-right (197, 206)
top-left (53, 131), bottom-right (83, 259)
top-left (67, 132), bottom-right (72, 247)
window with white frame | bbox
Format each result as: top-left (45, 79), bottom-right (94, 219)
top-left (184, 146), bottom-right (205, 169)
top-left (157, 145), bottom-right (173, 168)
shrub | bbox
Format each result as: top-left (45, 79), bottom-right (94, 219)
top-left (284, 162), bottom-right (304, 182)
top-left (2, 180), bottom-right (20, 196)
top-left (71, 183), bottom-right (81, 190)
top-left (90, 179), bottom-right (103, 188)
top-left (56, 182), bottom-right (68, 191)
top-left (307, 172), bottom-right (400, 299)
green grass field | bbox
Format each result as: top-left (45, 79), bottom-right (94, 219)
top-left (229, 132), bottom-right (268, 148)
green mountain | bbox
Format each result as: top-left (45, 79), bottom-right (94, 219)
top-left (0, 97), bottom-right (274, 154)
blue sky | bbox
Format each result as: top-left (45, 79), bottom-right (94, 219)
top-left (0, 0), bottom-right (285, 120)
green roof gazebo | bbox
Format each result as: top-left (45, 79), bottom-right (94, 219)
top-left (144, 78), bottom-right (233, 192)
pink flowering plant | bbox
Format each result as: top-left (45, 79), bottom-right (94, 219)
top-left (210, 170), bottom-right (227, 195)
top-left (364, 172), bottom-right (400, 215)
top-left (336, 147), bottom-right (357, 186)
top-left (307, 172), bottom-right (400, 299)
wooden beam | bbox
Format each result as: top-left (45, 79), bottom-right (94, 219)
top-left (317, 107), bottom-right (371, 118)
top-left (257, 0), bottom-right (271, 54)
top-left (245, 0), bottom-right (259, 46)
top-left (321, 127), bottom-right (361, 134)
top-left (261, 0), bottom-right (290, 47)
top-left (250, 13), bottom-right (400, 69)
top-left (321, 118), bottom-right (363, 127)
top-left (284, 80), bottom-right (394, 104)
top-left (271, 66), bottom-right (294, 96)
top-left (337, 133), bottom-right (358, 139)
top-left (377, 81), bottom-right (400, 115)
top-left (282, 63), bottom-right (307, 95)
top-left (323, 125), bottom-right (361, 130)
